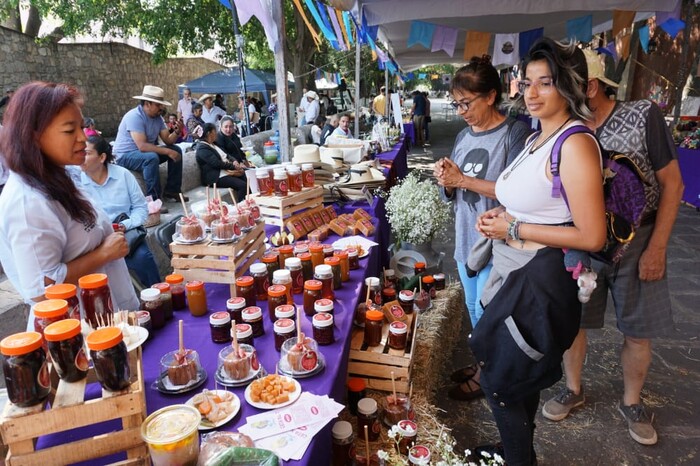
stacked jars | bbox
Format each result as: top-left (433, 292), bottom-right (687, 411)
top-left (1, 332), bottom-right (50, 407)
top-left (314, 265), bottom-right (334, 300)
top-left (45, 284), bottom-right (81, 321)
top-left (303, 280), bottom-right (323, 316)
top-left (44, 319), bottom-right (89, 382)
top-left (78, 273), bottom-right (114, 329)
top-left (227, 297), bottom-right (246, 324)
top-left (235, 276), bottom-right (256, 307)
top-left (33, 299), bottom-right (69, 352)
top-left (256, 169), bottom-right (274, 196)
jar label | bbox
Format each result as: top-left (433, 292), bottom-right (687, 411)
top-left (75, 348), bottom-right (89, 371)
top-left (303, 171), bottom-right (315, 185)
top-left (37, 360), bottom-right (50, 389)
top-left (301, 350), bottom-right (318, 371)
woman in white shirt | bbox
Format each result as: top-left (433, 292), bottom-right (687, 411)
top-left (310, 115), bottom-right (325, 145)
top-left (0, 82), bottom-right (139, 324)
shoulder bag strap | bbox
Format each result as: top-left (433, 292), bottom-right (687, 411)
top-left (550, 125), bottom-right (594, 206)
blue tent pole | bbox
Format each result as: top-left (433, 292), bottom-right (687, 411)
top-left (228, 1), bottom-right (251, 134)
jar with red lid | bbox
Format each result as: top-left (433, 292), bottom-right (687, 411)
top-left (267, 285), bottom-right (288, 322)
top-left (333, 250), bottom-right (350, 282)
top-left (365, 277), bottom-right (382, 306)
top-left (33, 299), bottom-right (69, 352)
top-left (303, 280), bottom-right (323, 316)
top-left (226, 297), bottom-right (246, 324)
top-left (434, 273), bottom-right (446, 291)
top-left (242, 306), bottom-right (265, 338)
top-left (347, 378), bottom-right (366, 416)
top-left (165, 274), bottom-right (186, 310)
top-left (274, 304), bottom-right (296, 322)
top-left (346, 248), bottom-right (360, 270)
top-left (151, 283), bottom-right (173, 319)
top-left (364, 310), bottom-right (384, 347)
top-left (250, 263), bottom-right (269, 301)
top-left (278, 245), bottom-right (294, 269)
top-left (301, 163), bottom-right (315, 188)
top-left (297, 252), bottom-right (314, 281)
top-left (312, 313), bottom-right (334, 345)
top-left (287, 166), bottom-right (302, 192)
top-left (86, 327), bottom-right (130, 391)
top-left (323, 244), bottom-right (334, 259)
top-left (356, 398), bottom-right (380, 442)
top-left (262, 253), bottom-right (280, 285)
top-left (324, 257), bottom-right (342, 290)
top-left (388, 321), bottom-right (408, 350)
top-left (383, 268), bottom-right (399, 290)
top-left (210, 311), bottom-right (232, 343)
top-left (185, 281), bottom-right (208, 317)
top-left (1, 332), bottom-right (50, 407)
top-left (235, 276), bottom-right (256, 307)
top-left (256, 168), bottom-right (274, 196)
top-left (273, 318), bottom-right (296, 351)
top-left (314, 265), bottom-right (334, 300)
top-left (422, 275), bottom-right (436, 299)
top-left (314, 298), bottom-right (334, 315)
top-left (78, 273), bottom-right (114, 329)
top-left (44, 319), bottom-right (88, 382)
top-left (382, 287), bottom-right (396, 304)
top-left (273, 168), bottom-right (289, 196)
top-left (234, 323), bottom-right (254, 346)
top-left (310, 243), bottom-right (325, 269)
top-left (272, 269), bottom-right (293, 303)
top-left (408, 445), bottom-right (431, 465)
top-left (45, 284), bottom-right (80, 321)
top-left (397, 420), bottom-right (418, 455)
top-left (398, 290), bottom-right (415, 315)
top-left (140, 288), bottom-right (165, 329)
top-left (285, 257), bottom-right (304, 294)
top-left (413, 262), bottom-right (426, 276)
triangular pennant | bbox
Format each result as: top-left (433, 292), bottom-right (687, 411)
top-left (407, 21), bottom-right (436, 49)
top-left (290, 0), bottom-right (322, 48)
top-left (613, 10), bottom-right (635, 60)
top-left (303, 0), bottom-right (337, 43)
top-left (342, 11), bottom-right (354, 46)
top-left (418, 73), bottom-right (427, 79)
top-left (492, 33), bottom-right (520, 67)
top-left (431, 25), bottom-right (458, 57)
top-left (566, 14), bottom-right (592, 43)
top-left (228, 0), bottom-right (281, 53)
top-left (464, 31), bottom-right (491, 60)
top-left (327, 5), bottom-right (346, 50)
top-left (659, 18), bottom-right (685, 39)
top-left (519, 28), bottom-right (543, 57)
top-left (638, 24), bottom-right (650, 53)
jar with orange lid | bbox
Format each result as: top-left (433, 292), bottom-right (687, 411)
top-left (44, 319), bottom-right (88, 382)
top-left (267, 285), bottom-right (288, 322)
top-left (303, 280), bottom-right (323, 316)
top-left (250, 263), bottom-right (269, 301)
top-left (278, 244), bottom-right (294, 269)
top-left (1, 332), bottom-right (50, 407)
top-left (323, 244), bottom-right (334, 259)
top-left (86, 327), bottom-right (130, 391)
top-left (262, 253), bottom-right (280, 285)
top-left (333, 250), bottom-right (350, 282)
top-left (165, 274), bottom-right (186, 310)
top-left (309, 243), bottom-right (325, 269)
top-left (363, 310), bottom-right (384, 347)
top-left (185, 281), bottom-right (208, 317)
top-left (272, 269), bottom-right (293, 304)
top-left (78, 273), bottom-right (114, 329)
top-left (422, 275), bottom-right (436, 299)
top-left (346, 248), bottom-right (360, 270)
top-left (45, 283), bottom-right (80, 321)
top-left (226, 297), bottom-right (246, 324)
top-left (324, 257), bottom-right (342, 290)
top-left (297, 252), bottom-right (314, 281)
top-left (381, 287), bottom-right (396, 304)
top-left (33, 299), bottom-right (69, 351)
top-left (235, 276), bottom-right (256, 307)
top-left (314, 264), bottom-right (334, 300)
top-left (285, 257), bottom-right (304, 294)
top-left (414, 262), bottom-right (426, 276)
top-left (151, 283), bottom-right (173, 319)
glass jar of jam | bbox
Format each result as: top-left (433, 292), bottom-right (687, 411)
top-left (226, 297), bottom-right (246, 324)
top-left (185, 281), bottom-right (208, 317)
top-left (312, 313), bottom-right (334, 345)
top-left (346, 248), bottom-right (360, 270)
top-left (274, 304), bottom-right (296, 322)
top-left (235, 276), bottom-right (256, 307)
top-left (33, 299), bottom-right (69, 352)
top-left (347, 378), bottom-right (366, 416)
top-left (414, 262), bottom-right (426, 276)
top-left (151, 283), bottom-right (173, 319)
top-left (323, 244), bottom-right (334, 259)
top-left (267, 285), bottom-right (288, 322)
top-left (287, 166), bottom-right (302, 192)
top-left (399, 290), bottom-right (415, 315)
top-left (364, 310), bottom-right (384, 347)
top-left (297, 252), bottom-right (314, 281)
top-left (44, 319), bottom-right (88, 382)
top-left (383, 268), bottom-right (399, 290)
top-left (357, 398), bottom-right (380, 442)
top-left (278, 244), bottom-right (294, 269)
top-left (136, 310), bottom-right (152, 334)
top-left (333, 250), bottom-right (350, 282)
top-left (354, 302), bottom-right (367, 328)
top-left (262, 253), bottom-right (280, 285)
top-left (272, 269), bottom-right (293, 304)
top-left (331, 420), bottom-right (353, 466)
top-left (365, 277), bottom-right (382, 306)
top-left (273, 318), bottom-right (296, 351)
top-left (397, 420), bottom-right (418, 455)
top-left (78, 273), bottom-right (114, 329)
top-left (409, 445), bottom-right (431, 465)
top-left (210, 311), bottom-right (232, 344)
top-left (309, 243), bottom-right (325, 269)
top-left (284, 258), bottom-right (303, 296)
top-left (434, 273), bottom-right (445, 291)
top-left (45, 283), bottom-right (81, 321)
top-left (293, 243), bottom-right (309, 255)
top-left (303, 280), bottom-right (323, 316)
top-left (86, 326), bottom-right (130, 392)
top-left (250, 263), bottom-right (269, 301)
top-left (314, 265), bottom-right (335, 300)
top-left (234, 323), bottom-right (254, 346)
top-left (382, 287), bottom-right (397, 304)
top-left (273, 168), bottom-right (289, 196)
top-left (242, 306), bottom-right (265, 338)
top-left (388, 321), bottom-right (408, 350)
top-left (140, 288), bottom-right (165, 329)
top-left (1, 332), bottom-right (50, 407)
top-left (314, 298), bottom-right (334, 315)
top-left (301, 163), bottom-right (315, 188)
top-left (165, 274), bottom-right (187, 310)
top-left (324, 257), bottom-right (342, 290)
top-left (256, 168), bottom-right (274, 196)
top-left (422, 275), bottom-right (436, 299)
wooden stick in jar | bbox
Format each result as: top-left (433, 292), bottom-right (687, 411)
top-left (296, 306), bottom-right (303, 345)
top-left (228, 188), bottom-right (238, 207)
top-left (408, 382), bottom-right (413, 404)
top-left (206, 186), bottom-right (210, 207)
top-left (179, 194), bottom-right (189, 217)
top-left (364, 425), bottom-right (370, 466)
top-left (178, 319), bottom-right (184, 355)
top-left (231, 319), bottom-right (239, 354)
top-left (391, 371), bottom-right (397, 402)
top-left (365, 282), bottom-right (371, 306)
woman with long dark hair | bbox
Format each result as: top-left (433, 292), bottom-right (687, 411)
top-left (0, 81), bottom-right (139, 321)
top-left (195, 123), bottom-right (248, 202)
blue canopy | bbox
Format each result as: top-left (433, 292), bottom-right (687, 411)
top-left (180, 67), bottom-right (293, 94)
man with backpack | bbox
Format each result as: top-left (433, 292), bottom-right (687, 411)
top-left (541, 50), bottom-right (684, 446)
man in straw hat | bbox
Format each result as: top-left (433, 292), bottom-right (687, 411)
top-left (113, 85), bottom-right (187, 207)
top-left (199, 94), bottom-right (226, 124)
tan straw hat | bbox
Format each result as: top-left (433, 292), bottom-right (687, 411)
top-left (133, 85), bottom-right (171, 106)
top-left (583, 50), bottom-right (619, 88)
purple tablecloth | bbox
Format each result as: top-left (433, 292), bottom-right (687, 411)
top-left (38, 199), bottom-right (385, 465)
top-left (377, 136), bottom-right (409, 184)
top-left (403, 122), bottom-right (415, 144)
top-left (678, 147), bottom-right (700, 208)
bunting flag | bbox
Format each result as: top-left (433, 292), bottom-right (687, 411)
top-left (375, 47), bottom-right (389, 63)
top-left (335, 9), bottom-right (351, 50)
top-left (464, 31), bottom-right (491, 60)
top-left (656, 2), bottom-right (681, 25)
top-left (290, 0), bottom-right (322, 48)
top-left (638, 24), bottom-right (650, 53)
top-left (519, 27), bottom-right (543, 57)
top-left (327, 5), bottom-right (346, 50)
top-left (378, 60), bottom-right (385, 70)
top-left (407, 21), bottom-right (436, 49)
top-left (431, 74), bottom-right (440, 79)
top-left (566, 14), bottom-right (592, 43)
top-left (431, 25), bottom-right (458, 57)
top-left (612, 10), bottom-right (635, 60)
top-left (659, 18), bottom-right (685, 39)
top-left (315, 68), bottom-right (322, 80)
top-left (315, 0), bottom-right (340, 49)
top-left (418, 73), bottom-right (427, 79)
top-left (303, 0), bottom-right (336, 44)
top-left (407, 72), bottom-right (415, 80)
top-left (229, 0), bottom-right (280, 53)
top-left (492, 33), bottom-right (520, 67)
top-left (342, 11), bottom-right (354, 46)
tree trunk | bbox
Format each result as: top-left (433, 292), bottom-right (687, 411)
top-left (23, 4), bottom-right (41, 38)
top-left (1, 3), bottom-right (21, 31)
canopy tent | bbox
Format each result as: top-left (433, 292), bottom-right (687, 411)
top-left (180, 67), bottom-right (294, 94)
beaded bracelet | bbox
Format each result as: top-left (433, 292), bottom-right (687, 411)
top-left (507, 218), bottom-right (519, 241)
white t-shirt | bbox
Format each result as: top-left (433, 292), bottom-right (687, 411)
top-left (311, 125), bottom-right (322, 145)
top-left (202, 105), bottom-right (226, 124)
top-left (305, 100), bottom-right (320, 123)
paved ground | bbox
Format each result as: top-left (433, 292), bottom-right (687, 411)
top-left (410, 102), bottom-right (700, 465)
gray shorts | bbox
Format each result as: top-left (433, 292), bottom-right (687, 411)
top-left (580, 224), bottom-right (674, 338)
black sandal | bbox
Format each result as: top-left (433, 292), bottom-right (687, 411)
top-left (449, 363), bottom-right (479, 383)
top-left (448, 378), bottom-right (484, 401)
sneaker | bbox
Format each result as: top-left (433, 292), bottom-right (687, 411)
top-left (541, 386), bottom-right (585, 421)
top-left (618, 402), bottom-right (657, 445)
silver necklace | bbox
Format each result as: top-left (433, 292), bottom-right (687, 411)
top-left (502, 118), bottom-right (571, 180)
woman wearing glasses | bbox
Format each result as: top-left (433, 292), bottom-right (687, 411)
top-left (472, 38), bottom-right (605, 465)
top-left (434, 56), bottom-right (530, 401)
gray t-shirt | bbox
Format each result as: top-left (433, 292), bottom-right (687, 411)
top-left (442, 117), bottom-right (531, 264)
top-left (112, 105), bottom-right (166, 157)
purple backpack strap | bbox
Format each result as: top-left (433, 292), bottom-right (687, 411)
top-left (550, 125), bottom-right (595, 206)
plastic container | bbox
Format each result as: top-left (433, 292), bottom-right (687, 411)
top-left (140, 288), bottom-right (165, 329)
top-left (45, 319), bottom-right (88, 382)
top-left (347, 248), bottom-right (359, 270)
top-left (298, 252), bottom-right (314, 281)
top-left (165, 274), bottom-right (187, 310)
top-left (175, 217), bottom-right (205, 242)
top-left (399, 290), bottom-right (415, 315)
top-left (219, 343), bottom-right (258, 380)
top-left (0, 332), bottom-right (50, 407)
top-left (409, 445), bottom-right (431, 465)
top-left (141, 404), bottom-right (201, 466)
top-left (314, 298), bottom-right (334, 315)
top-left (273, 168), bottom-right (288, 196)
top-left (86, 326), bottom-right (130, 391)
top-left (347, 378), bottom-right (366, 416)
top-left (333, 250), bottom-right (350, 282)
top-left (45, 283), bottom-right (81, 321)
top-left (160, 349), bottom-right (201, 387)
top-left (272, 269), bottom-right (293, 304)
top-left (234, 323), bottom-right (254, 346)
top-left (78, 273), bottom-right (114, 329)
top-left (185, 281), bottom-right (208, 317)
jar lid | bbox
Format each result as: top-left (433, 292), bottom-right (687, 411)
top-left (45, 283), bottom-right (77, 300)
top-left (78, 273), bottom-right (108, 289)
top-left (383, 287), bottom-right (396, 297)
top-left (236, 276), bottom-right (254, 287)
top-left (397, 419), bottom-right (417, 435)
top-left (279, 244), bottom-right (294, 253)
top-left (302, 163), bottom-right (314, 170)
top-left (250, 263), bottom-right (267, 274)
top-left (267, 285), bottom-right (287, 297)
top-left (273, 269), bottom-right (291, 281)
top-left (314, 299), bottom-right (334, 312)
top-left (389, 321), bottom-right (408, 335)
top-left (136, 310), bottom-right (151, 323)
top-left (414, 262), bottom-right (426, 269)
top-left (333, 250), bottom-right (348, 259)
top-left (346, 248), bottom-right (358, 257)
top-left (433, 273), bottom-right (445, 280)
top-left (44, 318), bottom-right (82, 341)
top-left (309, 243), bottom-right (324, 252)
top-left (313, 312), bottom-right (333, 327)
top-left (275, 304), bottom-right (296, 318)
top-left (422, 275), bottom-right (435, 284)
top-left (347, 377), bottom-right (366, 392)
top-left (314, 264), bottom-right (332, 275)
top-left (210, 311), bottom-right (231, 325)
top-left (332, 420), bottom-right (353, 440)
top-left (324, 257), bottom-right (340, 266)
top-left (304, 279), bottom-right (322, 291)
top-left (297, 252), bottom-right (312, 261)
top-left (256, 169), bottom-right (270, 177)
top-left (140, 288), bottom-right (161, 301)
top-left (399, 290), bottom-right (415, 301)
top-left (235, 323), bottom-right (253, 338)
top-left (141, 405), bottom-right (200, 445)
top-left (273, 168), bottom-right (287, 177)
top-left (0, 331), bottom-right (43, 356)
top-left (262, 254), bottom-right (279, 263)
top-left (165, 273), bottom-right (184, 285)
top-left (409, 445), bottom-right (431, 461)
top-left (227, 297), bottom-right (247, 310)
top-left (185, 280), bottom-right (204, 290)
top-left (287, 165), bottom-right (300, 173)
top-left (365, 277), bottom-right (380, 287)
top-left (357, 397), bottom-right (378, 415)
top-left (86, 326), bottom-right (123, 351)
top-left (322, 244), bottom-right (333, 252)
top-left (384, 269), bottom-right (395, 277)
top-left (242, 306), bottom-right (262, 320)
top-left (365, 310), bottom-right (384, 322)
top-left (152, 282), bottom-right (171, 292)
top-left (273, 318), bottom-right (295, 333)
top-left (285, 257), bottom-right (301, 268)
top-left (34, 299), bottom-right (68, 318)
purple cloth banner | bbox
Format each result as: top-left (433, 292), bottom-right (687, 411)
top-left (431, 25), bottom-right (458, 57)
top-left (327, 4), bottom-right (346, 50)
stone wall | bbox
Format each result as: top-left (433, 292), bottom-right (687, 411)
top-left (0, 26), bottom-right (225, 135)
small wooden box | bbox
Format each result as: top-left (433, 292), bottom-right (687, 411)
top-left (170, 221), bottom-right (266, 296)
top-left (250, 186), bottom-right (324, 227)
top-left (0, 348), bottom-right (148, 466)
top-left (347, 311), bottom-right (418, 393)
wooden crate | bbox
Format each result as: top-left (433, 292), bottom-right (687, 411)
top-left (0, 348), bottom-right (148, 466)
top-left (170, 221), bottom-right (266, 296)
top-left (347, 311), bottom-right (418, 393)
top-left (250, 186), bottom-right (324, 227)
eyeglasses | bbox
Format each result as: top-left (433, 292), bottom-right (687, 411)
top-left (450, 94), bottom-right (484, 112)
top-left (517, 78), bottom-right (555, 95)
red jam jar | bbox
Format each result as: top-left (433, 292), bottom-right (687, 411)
top-left (314, 298), bottom-right (334, 315)
top-left (267, 285), bottom-right (288, 322)
top-left (45, 319), bottom-right (88, 383)
top-left (388, 321), bottom-right (408, 350)
top-left (234, 323), bottom-right (254, 346)
top-left (1, 332), bottom-right (50, 407)
top-left (382, 287), bottom-right (396, 304)
top-left (78, 273), bottom-right (113, 329)
top-left (365, 277), bottom-right (382, 306)
top-left (236, 276), bottom-right (256, 308)
top-left (227, 297), bottom-right (247, 324)
top-left (272, 269), bottom-right (293, 304)
top-left (324, 257), bottom-right (342, 290)
top-left (210, 311), bottom-right (232, 343)
top-left (273, 318), bottom-right (296, 351)
top-left (86, 326), bottom-right (130, 392)
top-left (256, 168), bottom-right (274, 196)
top-left (250, 263), bottom-right (269, 301)
top-left (397, 420), bottom-right (418, 455)
top-left (346, 248), bottom-right (360, 270)
top-left (273, 168), bottom-right (289, 196)
top-left (242, 306), bottom-right (265, 338)
top-left (33, 299), bottom-right (69, 352)
top-left (165, 274), bottom-right (187, 310)
top-left (383, 268), bottom-right (399, 290)
top-left (151, 282), bottom-right (173, 319)
top-left (357, 398), bottom-right (380, 442)
top-left (413, 262), bottom-right (426, 276)
top-left (140, 288), bottom-right (165, 329)
top-left (301, 163), bottom-right (315, 188)
top-left (422, 275), bottom-right (436, 299)
top-left (303, 280), bottom-right (323, 316)
top-left (434, 273), bottom-right (446, 291)
top-left (285, 257), bottom-right (304, 294)
top-left (262, 253), bottom-right (280, 286)
top-left (287, 166), bottom-right (302, 192)
top-left (364, 310), bottom-right (384, 347)
top-left (278, 244), bottom-right (294, 268)
top-left (312, 313), bottom-right (334, 345)
top-left (298, 252), bottom-right (314, 281)
top-left (45, 284), bottom-right (80, 321)
top-left (314, 265), bottom-right (334, 301)
top-left (323, 244), bottom-right (334, 259)
top-left (399, 290), bottom-right (415, 315)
